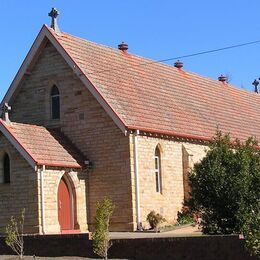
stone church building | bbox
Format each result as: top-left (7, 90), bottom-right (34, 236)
top-left (0, 10), bottom-right (260, 234)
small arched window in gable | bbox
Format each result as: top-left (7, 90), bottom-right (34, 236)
top-left (51, 85), bottom-right (60, 120)
top-left (3, 153), bottom-right (10, 184)
top-left (154, 146), bottom-right (162, 193)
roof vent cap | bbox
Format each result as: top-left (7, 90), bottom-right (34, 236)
top-left (174, 60), bottom-right (183, 69)
top-left (118, 42), bottom-right (128, 52)
top-left (218, 74), bottom-right (227, 83)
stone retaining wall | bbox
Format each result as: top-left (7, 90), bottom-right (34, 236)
top-left (0, 234), bottom-right (257, 260)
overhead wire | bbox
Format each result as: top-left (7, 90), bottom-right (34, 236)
top-left (86, 39), bottom-right (260, 76)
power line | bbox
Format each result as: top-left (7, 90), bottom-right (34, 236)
top-left (158, 39), bottom-right (260, 62)
top-left (87, 39), bottom-right (260, 76)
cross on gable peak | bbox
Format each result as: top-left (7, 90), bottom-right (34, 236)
top-left (49, 7), bottom-right (59, 18)
top-left (2, 103), bottom-right (11, 112)
top-left (48, 7), bottom-right (60, 33)
top-left (2, 103), bottom-right (11, 123)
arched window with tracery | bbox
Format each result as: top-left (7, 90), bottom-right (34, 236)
top-left (154, 146), bottom-right (162, 193)
top-left (3, 153), bottom-right (10, 184)
top-left (51, 85), bottom-right (60, 120)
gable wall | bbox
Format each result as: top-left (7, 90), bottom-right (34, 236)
top-left (9, 42), bottom-right (133, 231)
top-left (0, 134), bottom-right (39, 234)
top-left (129, 134), bottom-right (207, 229)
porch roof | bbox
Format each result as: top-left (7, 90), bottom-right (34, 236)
top-left (0, 119), bottom-right (84, 169)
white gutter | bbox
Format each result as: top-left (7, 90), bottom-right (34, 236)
top-left (40, 165), bottom-right (46, 234)
top-left (133, 130), bottom-right (142, 230)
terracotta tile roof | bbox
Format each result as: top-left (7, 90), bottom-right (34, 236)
top-left (51, 29), bottom-right (260, 141)
top-left (0, 120), bottom-right (84, 168)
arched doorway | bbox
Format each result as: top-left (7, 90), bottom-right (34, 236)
top-left (58, 177), bottom-right (73, 232)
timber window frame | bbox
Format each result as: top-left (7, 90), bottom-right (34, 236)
top-left (50, 85), bottom-right (60, 120)
top-left (0, 152), bottom-right (11, 184)
top-left (154, 146), bottom-right (162, 193)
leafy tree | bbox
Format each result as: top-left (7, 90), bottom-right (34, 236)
top-left (5, 208), bottom-right (25, 259)
top-left (242, 209), bottom-right (260, 257)
top-left (92, 198), bottom-right (115, 260)
top-left (189, 131), bottom-right (260, 257)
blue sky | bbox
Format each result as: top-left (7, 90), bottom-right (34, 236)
top-left (1, 1), bottom-right (260, 100)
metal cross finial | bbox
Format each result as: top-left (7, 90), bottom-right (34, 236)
top-left (2, 103), bottom-right (11, 123)
top-left (48, 8), bottom-right (60, 33)
top-left (252, 79), bottom-right (259, 93)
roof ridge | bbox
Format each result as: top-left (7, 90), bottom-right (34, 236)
top-left (58, 29), bottom-right (257, 97)
top-left (60, 31), bottom-right (122, 54)
top-left (4, 25), bottom-right (260, 145)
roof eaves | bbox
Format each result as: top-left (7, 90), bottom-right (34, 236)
top-left (127, 125), bottom-right (212, 143)
top-left (37, 161), bottom-right (82, 169)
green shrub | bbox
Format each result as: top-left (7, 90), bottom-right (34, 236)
top-left (92, 198), bottom-right (114, 260)
top-left (146, 210), bottom-right (166, 230)
top-left (177, 206), bottom-right (195, 225)
top-left (5, 208), bottom-right (25, 259)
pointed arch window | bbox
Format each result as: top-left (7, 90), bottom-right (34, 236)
top-left (3, 153), bottom-right (10, 184)
top-left (51, 85), bottom-right (60, 120)
top-left (154, 146), bottom-right (162, 193)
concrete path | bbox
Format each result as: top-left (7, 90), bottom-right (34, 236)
top-left (110, 225), bottom-right (203, 239)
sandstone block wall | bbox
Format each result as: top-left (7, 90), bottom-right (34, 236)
top-left (129, 134), bottom-right (207, 229)
top-left (0, 134), bottom-right (39, 234)
top-left (5, 39), bottom-right (211, 232)
top-left (9, 41), bottom-right (134, 231)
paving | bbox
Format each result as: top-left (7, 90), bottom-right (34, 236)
top-left (110, 225), bottom-right (203, 239)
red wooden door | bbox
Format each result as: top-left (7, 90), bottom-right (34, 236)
top-left (58, 178), bottom-right (72, 231)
